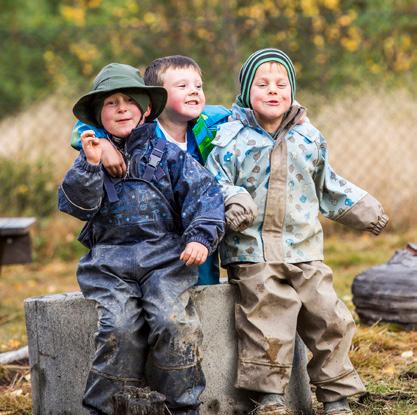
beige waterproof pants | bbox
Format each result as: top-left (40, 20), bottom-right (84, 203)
top-left (228, 261), bottom-right (365, 402)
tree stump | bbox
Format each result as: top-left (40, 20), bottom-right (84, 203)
top-left (352, 243), bottom-right (417, 330)
top-left (113, 386), bottom-right (167, 415)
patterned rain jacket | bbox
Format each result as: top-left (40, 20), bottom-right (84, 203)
top-left (206, 104), bottom-right (387, 266)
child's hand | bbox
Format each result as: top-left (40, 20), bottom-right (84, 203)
top-left (180, 242), bottom-right (208, 266)
top-left (225, 203), bottom-right (257, 232)
top-left (101, 139), bottom-right (127, 177)
top-left (81, 130), bottom-right (101, 165)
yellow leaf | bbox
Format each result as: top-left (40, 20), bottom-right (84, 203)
top-left (87, 0), bottom-right (102, 8)
top-left (313, 35), bottom-right (325, 48)
top-left (382, 365), bottom-right (396, 376)
top-left (300, 0), bottom-right (319, 17)
top-left (338, 14), bottom-right (353, 27)
top-left (312, 16), bottom-right (325, 32)
top-left (326, 25), bottom-right (340, 42)
top-left (369, 63), bottom-right (382, 74)
top-left (143, 12), bottom-right (157, 26)
top-left (7, 339), bottom-right (21, 350)
top-left (321, 0), bottom-right (339, 11)
top-left (275, 31), bottom-right (287, 42)
top-left (60, 6), bottom-right (86, 27)
top-left (69, 43), bottom-right (100, 63)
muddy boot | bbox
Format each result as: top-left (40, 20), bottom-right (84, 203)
top-left (252, 393), bottom-right (292, 415)
top-left (168, 407), bottom-right (200, 415)
top-left (324, 398), bottom-right (352, 415)
top-left (113, 386), bottom-right (166, 414)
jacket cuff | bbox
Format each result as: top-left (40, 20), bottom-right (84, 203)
top-left (336, 193), bottom-right (388, 234)
top-left (79, 157), bottom-right (102, 173)
top-left (225, 193), bottom-right (257, 216)
top-left (186, 236), bottom-right (214, 255)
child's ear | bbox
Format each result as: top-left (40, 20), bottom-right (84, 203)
top-left (142, 106), bottom-right (151, 122)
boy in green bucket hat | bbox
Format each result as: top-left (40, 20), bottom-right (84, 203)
top-left (59, 62), bottom-right (225, 415)
top-left (71, 56), bottom-right (231, 287)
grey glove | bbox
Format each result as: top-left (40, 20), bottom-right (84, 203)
top-left (368, 213), bottom-right (389, 235)
top-left (225, 194), bottom-right (258, 232)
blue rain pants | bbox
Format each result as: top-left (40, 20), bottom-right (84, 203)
top-left (76, 177), bottom-right (205, 415)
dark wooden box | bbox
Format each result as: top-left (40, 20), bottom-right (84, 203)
top-left (0, 218), bottom-right (36, 266)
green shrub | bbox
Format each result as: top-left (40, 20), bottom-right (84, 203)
top-left (0, 156), bottom-right (56, 218)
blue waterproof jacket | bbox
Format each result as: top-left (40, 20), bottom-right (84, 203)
top-left (60, 123), bottom-right (225, 253)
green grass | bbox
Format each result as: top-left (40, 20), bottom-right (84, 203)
top-left (0, 260), bottom-right (79, 351)
top-left (1, 227), bottom-right (416, 414)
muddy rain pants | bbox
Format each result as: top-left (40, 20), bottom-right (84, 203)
top-left (228, 261), bottom-right (365, 403)
top-left (77, 178), bottom-right (205, 414)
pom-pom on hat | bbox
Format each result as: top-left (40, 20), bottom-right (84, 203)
top-left (236, 48), bottom-right (296, 108)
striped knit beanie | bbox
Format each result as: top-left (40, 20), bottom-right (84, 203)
top-left (236, 48), bottom-right (296, 108)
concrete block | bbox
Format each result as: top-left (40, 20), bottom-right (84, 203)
top-left (25, 285), bottom-right (313, 415)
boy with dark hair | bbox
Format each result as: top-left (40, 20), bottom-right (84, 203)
top-left (206, 48), bottom-right (388, 415)
top-left (59, 62), bottom-right (225, 415)
top-left (71, 55), bottom-right (230, 285)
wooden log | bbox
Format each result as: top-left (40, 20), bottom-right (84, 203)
top-left (0, 346), bottom-right (29, 365)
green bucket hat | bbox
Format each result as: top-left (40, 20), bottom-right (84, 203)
top-left (73, 63), bottom-right (167, 127)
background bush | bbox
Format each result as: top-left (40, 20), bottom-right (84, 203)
top-left (1, 0), bottom-right (417, 118)
top-left (0, 157), bottom-right (56, 218)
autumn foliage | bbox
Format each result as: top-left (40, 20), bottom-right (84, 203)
top-left (1, 0), bottom-right (416, 118)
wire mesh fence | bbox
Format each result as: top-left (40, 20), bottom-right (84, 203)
top-left (0, 84), bottom-right (416, 228)
top-left (303, 86), bottom-right (417, 228)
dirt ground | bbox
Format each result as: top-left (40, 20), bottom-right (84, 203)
top-left (0, 228), bottom-right (416, 414)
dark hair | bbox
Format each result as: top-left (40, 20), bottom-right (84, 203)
top-left (144, 55), bottom-right (202, 86)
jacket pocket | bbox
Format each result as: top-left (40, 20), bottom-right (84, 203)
top-left (77, 221), bottom-right (94, 248)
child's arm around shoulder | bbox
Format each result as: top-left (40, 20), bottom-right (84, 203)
top-left (205, 121), bottom-right (250, 201)
top-left (71, 120), bottom-right (107, 150)
top-left (59, 130), bottom-right (105, 221)
top-left (312, 129), bottom-right (388, 235)
top-left (165, 144), bottom-right (225, 264)
top-left (71, 120), bottom-right (127, 177)
top-left (205, 122), bottom-right (258, 232)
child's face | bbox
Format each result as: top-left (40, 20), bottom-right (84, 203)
top-left (160, 67), bottom-right (206, 122)
top-left (101, 92), bottom-right (149, 138)
top-left (249, 62), bottom-right (292, 131)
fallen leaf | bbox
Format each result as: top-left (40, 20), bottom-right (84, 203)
top-left (382, 365), bottom-right (396, 376)
top-left (401, 350), bottom-right (413, 359)
top-left (10, 388), bottom-right (23, 397)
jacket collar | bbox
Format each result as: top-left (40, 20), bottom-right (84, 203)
top-left (231, 103), bottom-right (306, 140)
top-left (126, 122), bottom-right (157, 153)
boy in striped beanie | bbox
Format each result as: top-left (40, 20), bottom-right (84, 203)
top-left (206, 48), bottom-right (388, 414)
